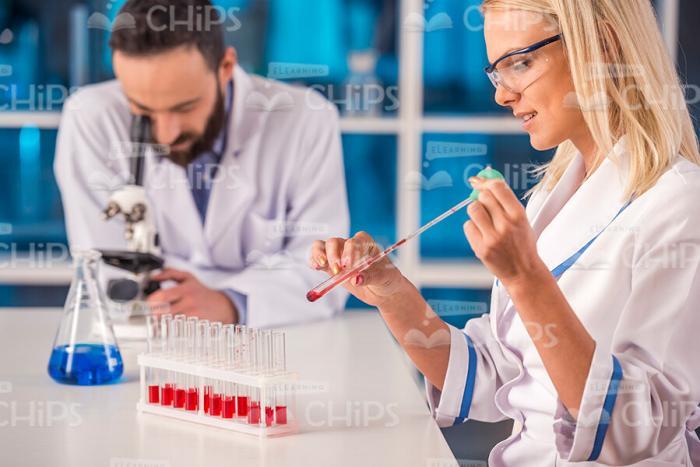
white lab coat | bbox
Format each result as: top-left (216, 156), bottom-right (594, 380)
top-left (427, 138), bottom-right (700, 466)
top-left (54, 66), bottom-right (349, 327)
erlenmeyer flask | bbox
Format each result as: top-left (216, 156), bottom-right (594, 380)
top-left (48, 250), bottom-right (124, 385)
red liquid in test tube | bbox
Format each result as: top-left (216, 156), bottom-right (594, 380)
top-left (185, 388), bottom-right (198, 411)
top-left (265, 406), bottom-right (274, 427)
top-left (201, 321), bottom-right (217, 417)
top-left (183, 317), bottom-right (200, 412)
top-left (161, 383), bottom-right (174, 406)
top-left (222, 396), bottom-right (236, 418)
top-left (237, 396), bottom-right (249, 417)
top-left (171, 316), bottom-right (187, 409)
top-left (148, 385), bottom-right (160, 404)
top-left (158, 316), bottom-right (175, 407)
top-left (174, 388), bottom-right (186, 408)
top-left (247, 401), bottom-right (261, 425)
top-left (271, 332), bottom-right (289, 426)
top-left (146, 315), bottom-right (163, 405)
top-left (305, 290), bottom-right (322, 302)
top-left (210, 393), bottom-right (222, 416)
top-left (276, 406), bottom-right (287, 425)
top-left (220, 325), bottom-right (237, 420)
top-left (203, 385), bottom-right (212, 414)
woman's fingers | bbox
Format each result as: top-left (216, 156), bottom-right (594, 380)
top-left (310, 240), bottom-right (328, 270)
top-left (470, 183), bottom-right (509, 232)
top-left (351, 231), bottom-right (395, 286)
top-left (316, 231), bottom-right (391, 287)
top-left (355, 231), bottom-right (381, 257)
top-left (463, 219), bottom-right (482, 246)
top-left (341, 231), bottom-right (377, 269)
top-left (467, 200), bottom-right (498, 239)
top-left (324, 237), bottom-right (346, 275)
top-left (341, 235), bottom-right (364, 286)
top-left (340, 237), bottom-right (359, 270)
top-left (309, 232), bottom-right (405, 306)
top-left (473, 177), bottom-right (524, 222)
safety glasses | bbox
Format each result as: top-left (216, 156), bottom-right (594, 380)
top-left (484, 34), bottom-right (562, 93)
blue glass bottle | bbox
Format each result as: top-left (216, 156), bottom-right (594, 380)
top-left (48, 250), bottom-right (123, 385)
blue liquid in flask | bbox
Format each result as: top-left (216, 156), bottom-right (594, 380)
top-left (48, 343), bottom-right (123, 385)
top-left (49, 250), bottom-right (125, 386)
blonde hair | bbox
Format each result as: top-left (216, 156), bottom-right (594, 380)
top-left (482, 0), bottom-right (700, 200)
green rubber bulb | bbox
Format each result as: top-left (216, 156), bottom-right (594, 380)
top-left (468, 166), bottom-right (506, 202)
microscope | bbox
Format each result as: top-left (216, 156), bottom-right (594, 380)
top-left (100, 115), bottom-right (164, 310)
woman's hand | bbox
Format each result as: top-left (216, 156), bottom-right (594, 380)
top-left (464, 176), bottom-right (545, 288)
top-left (309, 231), bottom-right (407, 307)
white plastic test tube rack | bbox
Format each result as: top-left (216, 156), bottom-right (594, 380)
top-left (137, 315), bottom-right (297, 437)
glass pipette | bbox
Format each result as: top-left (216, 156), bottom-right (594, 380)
top-left (306, 167), bottom-right (505, 302)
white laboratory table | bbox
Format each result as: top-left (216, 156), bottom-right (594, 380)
top-left (0, 309), bottom-right (458, 467)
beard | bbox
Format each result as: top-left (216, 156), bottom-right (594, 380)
top-left (166, 84), bottom-right (227, 168)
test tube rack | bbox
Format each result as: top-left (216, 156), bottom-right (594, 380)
top-left (136, 353), bottom-right (298, 437)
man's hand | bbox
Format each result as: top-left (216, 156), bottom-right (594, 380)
top-left (146, 268), bottom-right (238, 324)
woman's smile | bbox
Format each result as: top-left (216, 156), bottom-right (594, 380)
top-left (515, 110), bottom-right (538, 130)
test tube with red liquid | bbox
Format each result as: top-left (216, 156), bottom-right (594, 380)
top-left (260, 331), bottom-right (275, 427)
top-left (207, 322), bottom-right (224, 417)
top-left (196, 320), bottom-right (211, 414)
top-left (272, 331), bottom-right (288, 425)
top-left (145, 315), bottom-right (161, 404)
top-left (184, 317), bottom-right (199, 412)
top-left (221, 324), bottom-right (236, 419)
top-left (235, 325), bottom-right (250, 420)
top-left (172, 315), bottom-right (187, 409)
top-left (159, 314), bottom-right (175, 406)
top-left (246, 329), bottom-right (261, 425)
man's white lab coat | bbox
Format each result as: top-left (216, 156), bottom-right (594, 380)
top-left (427, 139), bottom-right (700, 466)
top-left (54, 65), bottom-right (349, 327)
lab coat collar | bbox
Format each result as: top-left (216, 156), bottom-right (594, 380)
top-left (203, 65), bottom-right (264, 248)
top-left (531, 137), bottom-right (631, 276)
top-left (209, 78), bottom-right (234, 160)
top-left (528, 153), bottom-right (586, 240)
top-left (227, 64), bottom-right (262, 157)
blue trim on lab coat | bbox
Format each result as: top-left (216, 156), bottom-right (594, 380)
top-left (551, 201), bottom-right (632, 279)
top-left (454, 333), bottom-right (477, 425)
top-left (587, 356), bottom-right (623, 461)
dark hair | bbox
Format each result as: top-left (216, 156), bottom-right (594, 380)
top-left (108, 0), bottom-right (225, 71)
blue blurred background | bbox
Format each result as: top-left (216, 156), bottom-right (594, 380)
top-left (0, 0), bottom-right (698, 329)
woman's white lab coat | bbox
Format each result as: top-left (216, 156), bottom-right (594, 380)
top-left (427, 139), bottom-right (700, 466)
top-left (54, 66), bottom-right (349, 327)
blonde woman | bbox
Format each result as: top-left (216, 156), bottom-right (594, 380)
top-left (310, 0), bottom-right (700, 465)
